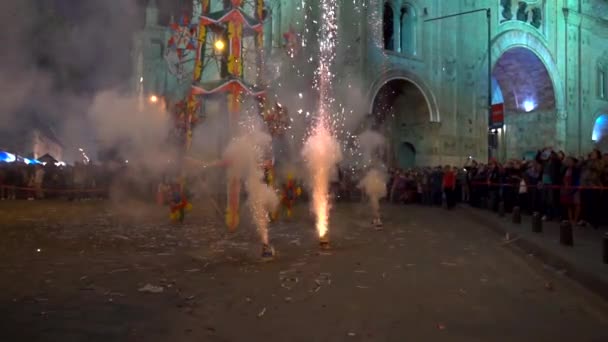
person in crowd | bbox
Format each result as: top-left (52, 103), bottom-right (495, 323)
top-left (579, 149), bottom-right (604, 229)
top-left (486, 158), bottom-right (501, 211)
top-left (442, 165), bottom-right (456, 209)
top-left (34, 165), bottom-right (45, 199)
top-left (537, 149), bottom-right (561, 221)
top-left (560, 157), bottom-right (581, 226)
top-left (0, 164), bottom-right (6, 200)
top-left (458, 166), bottom-right (469, 203)
top-left (524, 161), bottom-right (542, 214)
top-left (431, 167), bottom-right (443, 206)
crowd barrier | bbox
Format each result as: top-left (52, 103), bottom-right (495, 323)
top-left (0, 184), bottom-right (108, 195)
top-left (470, 182), bottom-right (608, 191)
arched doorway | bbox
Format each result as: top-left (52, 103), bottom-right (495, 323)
top-left (397, 142), bottom-right (416, 168)
top-left (369, 78), bottom-right (431, 167)
top-left (491, 46), bottom-right (557, 159)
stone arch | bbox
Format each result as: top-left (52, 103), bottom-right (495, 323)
top-left (367, 69), bottom-right (439, 123)
top-left (365, 70), bottom-right (439, 167)
top-left (480, 29), bottom-right (565, 157)
top-left (493, 47), bottom-right (556, 112)
top-left (481, 29), bottom-right (565, 113)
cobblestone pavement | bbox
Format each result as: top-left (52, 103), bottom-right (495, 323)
top-left (1, 200), bottom-right (607, 342)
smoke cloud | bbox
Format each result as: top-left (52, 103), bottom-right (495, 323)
top-left (357, 130), bottom-right (385, 166)
top-left (223, 127), bottom-right (279, 245)
top-left (0, 0), bottom-right (149, 162)
top-left (357, 130), bottom-right (387, 219)
top-left (358, 168), bottom-right (387, 218)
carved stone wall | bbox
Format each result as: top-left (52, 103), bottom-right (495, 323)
top-left (504, 110), bottom-right (558, 158)
top-left (499, 0), bottom-right (544, 29)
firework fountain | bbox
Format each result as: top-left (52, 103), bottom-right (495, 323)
top-left (223, 130), bottom-right (279, 259)
top-left (302, 0), bottom-right (342, 249)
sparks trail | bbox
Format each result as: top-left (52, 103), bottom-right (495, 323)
top-left (302, 0), bottom-right (342, 243)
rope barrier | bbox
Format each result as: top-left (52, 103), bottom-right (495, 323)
top-left (0, 185), bottom-right (108, 194)
top-left (470, 182), bottom-right (608, 191)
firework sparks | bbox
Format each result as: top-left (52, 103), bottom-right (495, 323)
top-left (302, 0), bottom-right (342, 242)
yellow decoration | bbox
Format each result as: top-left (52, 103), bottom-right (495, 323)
top-left (257, 0), bottom-right (264, 19)
top-left (225, 209), bottom-right (240, 231)
top-left (194, 22), bottom-right (206, 81)
top-left (296, 187), bottom-right (302, 197)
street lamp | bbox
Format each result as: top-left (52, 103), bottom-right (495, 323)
top-left (425, 8), bottom-right (493, 157)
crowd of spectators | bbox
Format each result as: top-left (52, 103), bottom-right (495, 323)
top-left (3, 147), bottom-right (608, 231)
top-left (377, 148), bottom-right (608, 230)
top-left (0, 162), bottom-right (115, 200)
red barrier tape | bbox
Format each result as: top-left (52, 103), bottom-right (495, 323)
top-left (470, 182), bottom-right (608, 190)
top-left (0, 185), bottom-right (108, 194)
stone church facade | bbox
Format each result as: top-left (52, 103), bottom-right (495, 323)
top-left (133, 0), bottom-right (608, 167)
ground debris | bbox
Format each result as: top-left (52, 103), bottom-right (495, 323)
top-left (257, 307), bottom-right (266, 317)
top-left (108, 268), bottom-right (129, 274)
top-left (138, 284), bottom-right (164, 293)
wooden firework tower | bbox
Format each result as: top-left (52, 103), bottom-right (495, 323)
top-left (170, 0), bottom-right (268, 230)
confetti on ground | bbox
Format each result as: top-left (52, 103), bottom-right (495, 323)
top-left (138, 284), bottom-right (164, 293)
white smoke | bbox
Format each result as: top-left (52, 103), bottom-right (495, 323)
top-left (223, 129), bottom-right (279, 244)
top-left (357, 130), bottom-right (385, 166)
top-left (357, 130), bottom-right (387, 219)
top-left (358, 168), bottom-right (387, 218)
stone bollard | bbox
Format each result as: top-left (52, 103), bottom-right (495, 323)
top-left (498, 201), bottom-right (505, 217)
top-left (531, 212), bottom-right (543, 233)
top-left (603, 233), bottom-right (608, 264)
top-left (559, 221), bottom-right (573, 246)
top-left (512, 206), bottom-right (522, 224)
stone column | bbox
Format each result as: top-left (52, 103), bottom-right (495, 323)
top-left (564, 9), bottom-right (582, 154)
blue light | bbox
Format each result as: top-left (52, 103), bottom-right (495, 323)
top-left (523, 100), bottom-right (536, 112)
top-left (23, 158), bottom-right (42, 165)
top-left (0, 151), bottom-right (16, 163)
top-left (592, 114), bottom-right (608, 142)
